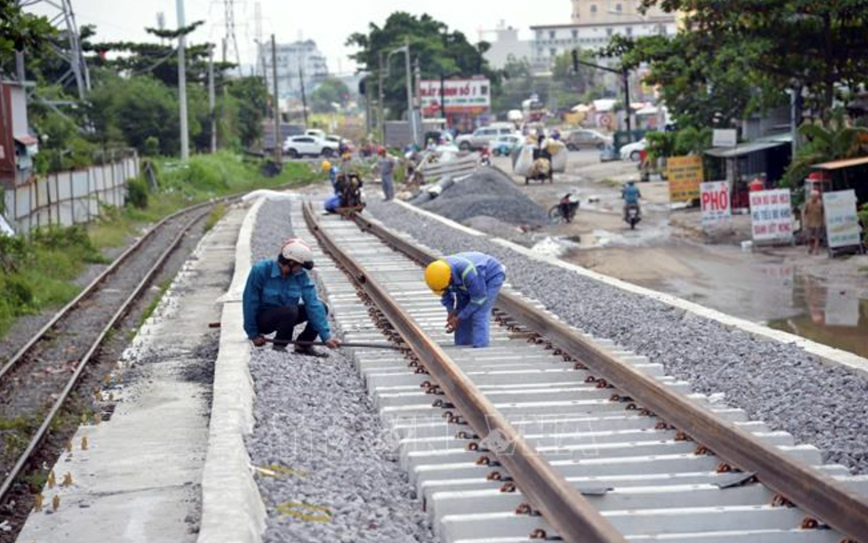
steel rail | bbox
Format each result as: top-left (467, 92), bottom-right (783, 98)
top-left (304, 202), bottom-right (627, 543)
top-left (349, 210), bottom-right (868, 543)
top-left (0, 199), bottom-right (214, 383)
top-left (0, 207), bottom-right (210, 504)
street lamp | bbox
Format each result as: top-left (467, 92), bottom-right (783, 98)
top-left (387, 41), bottom-right (418, 146)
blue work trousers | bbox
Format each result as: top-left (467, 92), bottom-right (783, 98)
top-left (382, 173), bottom-right (395, 201)
top-left (454, 274), bottom-right (505, 348)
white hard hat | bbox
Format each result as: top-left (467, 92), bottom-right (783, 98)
top-left (280, 238), bottom-right (314, 269)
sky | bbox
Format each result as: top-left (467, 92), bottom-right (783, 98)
top-left (28, 0), bottom-right (570, 75)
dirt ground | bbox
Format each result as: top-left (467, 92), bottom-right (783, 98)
top-left (492, 150), bottom-right (868, 358)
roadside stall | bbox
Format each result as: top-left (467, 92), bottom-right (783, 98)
top-left (703, 140), bottom-right (791, 211)
top-left (809, 156), bottom-right (868, 255)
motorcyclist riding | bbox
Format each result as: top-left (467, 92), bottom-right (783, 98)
top-left (622, 179), bottom-right (642, 221)
top-left (558, 192), bottom-right (581, 223)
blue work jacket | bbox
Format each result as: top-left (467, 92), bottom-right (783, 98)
top-left (622, 184), bottom-right (641, 205)
top-left (242, 259), bottom-right (331, 340)
top-left (440, 252), bottom-right (506, 321)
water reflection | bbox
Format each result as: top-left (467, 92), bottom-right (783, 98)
top-left (768, 275), bottom-right (868, 359)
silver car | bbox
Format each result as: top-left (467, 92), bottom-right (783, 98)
top-left (455, 126), bottom-right (518, 151)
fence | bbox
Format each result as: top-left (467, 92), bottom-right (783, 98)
top-left (2, 152), bottom-right (139, 234)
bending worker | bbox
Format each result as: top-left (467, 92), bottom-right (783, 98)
top-left (243, 238), bottom-right (340, 356)
top-left (425, 252), bottom-right (506, 348)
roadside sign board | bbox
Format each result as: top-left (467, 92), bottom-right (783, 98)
top-left (700, 181), bottom-right (731, 228)
top-left (712, 129), bottom-right (737, 147)
top-left (667, 155), bottom-right (704, 202)
top-left (823, 189), bottom-right (862, 249)
top-left (419, 79), bottom-right (491, 113)
top-left (749, 189), bottom-right (794, 243)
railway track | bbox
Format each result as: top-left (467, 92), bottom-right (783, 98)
top-left (294, 200), bottom-right (868, 543)
top-left (0, 199), bottom-right (218, 512)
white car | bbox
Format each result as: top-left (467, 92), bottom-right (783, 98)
top-left (283, 135), bottom-right (339, 158)
top-left (305, 129), bottom-right (326, 140)
top-left (620, 139), bottom-right (647, 161)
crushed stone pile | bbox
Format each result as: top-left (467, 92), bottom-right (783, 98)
top-left (420, 167), bottom-right (549, 226)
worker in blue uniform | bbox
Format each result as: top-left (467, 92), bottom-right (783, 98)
top-left (243, 238), bottom-right (340, 356)
top-left (424, 252), bottom-right (506, 348)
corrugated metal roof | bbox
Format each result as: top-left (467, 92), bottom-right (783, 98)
top-left (704, 141), bottom-right (787, 158)
top-left (812, 156), bottom-right (868, 170)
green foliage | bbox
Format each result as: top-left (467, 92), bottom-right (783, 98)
top-left (311, 78), bottom-right (351, 114)
top-left (782, 111), bottom-right (868, 196)
top-left (0, 3), bottom-right (55, 63)
top-left (126, 177), bottom-right (150, 210)
top-left (347, 12), bottom-right (499, 120)
top-left (0, 225), bottom-right (104, 337)
top-left (859, 204), bottom-right (868, 245)
top-left (228, 77), bottom-right (268, 149)
top-left (143, 136), bottom-right (161, 157)
top-left (203, 203), bottom-right (226, 232)
top-left (646, 127), bottom-right (713, 161)
top-left (619, 0), bottom-right (868, 123)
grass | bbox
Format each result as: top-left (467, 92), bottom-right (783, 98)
top-left (130, 277), bottom-right (173, 338)
top-left (0, 152), bottom-right (323, 340)
top-left (599, 177), bottom-right (622, 188)
top-left (203, 202), bottom-right (227, 233)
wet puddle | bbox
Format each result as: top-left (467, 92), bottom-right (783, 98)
top-left (767, 275), bottom-right (868, 359)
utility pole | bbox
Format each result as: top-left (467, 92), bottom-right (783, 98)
top-left (622, 68), bottom-right (632, 144)
top-left (208, 46), bottom-right (217, 153)
top-left (364, 74), bottom-right (372, 136)
top-left (378, 52), bottom-right (385, 143)
top-left (177, 0), bottom-right (189, 160)
top-left (403, 41), bottom-right (417, 146)
top-left (572, 51), bottom-right (633, 144)
top-left (299, 65), bottom-right (309, 127)
top-left (271, 34), bottom-right (281, 162)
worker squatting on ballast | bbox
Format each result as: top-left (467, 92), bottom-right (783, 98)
top-left (425, 252), bottom-right (506, 348)
top-left (242, 238), bottom-right (341, 357)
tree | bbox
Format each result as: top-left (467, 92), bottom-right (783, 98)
top-left (310, 77), bottom-right (350, 113)
top-left (347, 12), bottom-right (498, 120)
top-left (783, 110), bottom-right (868, 193)
top-left (623, 0), bottom-right (868, 122)
top-left (228, 77), bottom-right (268, 148)
top-left (0, 3), bottom-right (54, 66)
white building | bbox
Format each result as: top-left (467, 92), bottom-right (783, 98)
top-left (483, 24), bottom-right (533, 70)
top-left (261, 40), bottom-right (329, 101)
top-left (531, 0), bottom-right (677, 73)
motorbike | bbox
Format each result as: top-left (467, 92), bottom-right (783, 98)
top-left (548, 194), bottom-right (580, 224)
top-left (480, 146), bottom-right (492, 167)
top-left (625, 203), bottom-right (641, 230)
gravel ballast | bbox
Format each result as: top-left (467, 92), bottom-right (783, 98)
top-left (420, 167), bottom-right (549, 226)
top-left (365, 198), bottom-right (868, 474)
top-left (245, 200), bottom-right (434, 543)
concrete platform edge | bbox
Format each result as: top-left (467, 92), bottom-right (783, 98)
top-left (393, 199), bottom-right (868, 380)
top-left (198, 198), bottom-right (266, 543)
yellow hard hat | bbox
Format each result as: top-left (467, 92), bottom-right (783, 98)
top-left (321, 160), bottom-right (332, 172)
top-left (424, 260), bottom-right (451, 295)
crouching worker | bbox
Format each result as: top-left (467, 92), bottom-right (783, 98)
top-left (424, 252), bottom-right (506, 348)
top-left (243, 238), bottom-right (340, 356)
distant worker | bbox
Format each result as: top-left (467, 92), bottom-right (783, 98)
top-left (621, 179), bottom-right (642, 220)
top-left (376, 147), bottom-right (396, 201)
top-left (803, 189), bottom-right (825, 255)
top-left (243, 238), bottom-right (340, 356)
top-left (321, 160), bottom-right (338, 188)
top-left (424, 252), bottom-right (506, 348)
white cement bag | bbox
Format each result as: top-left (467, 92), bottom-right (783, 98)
top-left (513, 145), bottom-right (534, 177)
top-left (551, 148), bottom-right (568, 173)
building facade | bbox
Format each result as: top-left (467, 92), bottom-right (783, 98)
top-left (261, 40), bottom-right (329, 102)
top-left (483, 25), bottom-right (533, 70)
top-left (530, 19), bottom-right (677, 73)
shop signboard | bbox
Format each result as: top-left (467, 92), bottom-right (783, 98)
top-left (822, 190), bottom-right (861, 250)
top-left (700, 181), bottom-right (731, 228)
top-left (419, 79), bottom-right (491, 113)
top-left (749, 189), bottom-right (794, 243)
top-left (667, 155), bottom-right (704, 202)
